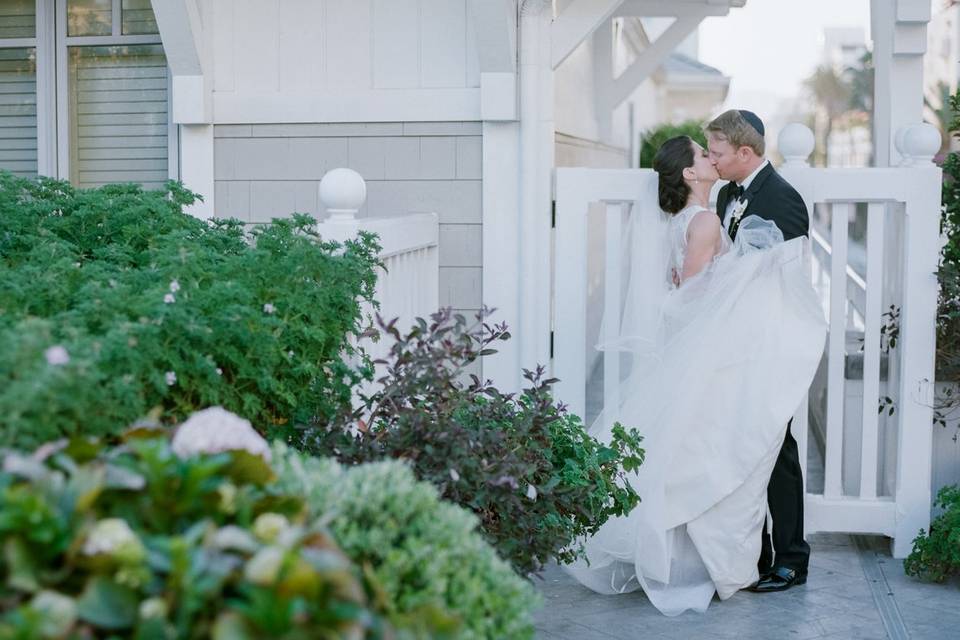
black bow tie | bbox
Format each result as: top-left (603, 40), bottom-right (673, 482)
top-left (729, 183), bottom-right (745, 201)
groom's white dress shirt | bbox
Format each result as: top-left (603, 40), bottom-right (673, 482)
top-left (723, 159), bottom-right (770, 232)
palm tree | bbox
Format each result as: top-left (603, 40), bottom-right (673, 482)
top-left (805, 65), bottom-right (852, 165)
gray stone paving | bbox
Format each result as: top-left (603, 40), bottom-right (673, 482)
top-left (533, 533), bottom-right (960, 640)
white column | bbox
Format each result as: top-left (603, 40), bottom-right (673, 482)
top-left (179, 124), bottom-right (215, 219)
top-left (892, 124), bottom-right (941, 557)
top-left (518, 2), bottom-right (554, 376)
top-left (481, 121), bottom-right (522, 392)
top-left (871, 0), bottom-right (929, 167)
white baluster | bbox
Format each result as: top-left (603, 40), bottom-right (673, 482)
top-left (860, 203), bottom-right (885, 499)
top-left (603, 202), bottom-right (625, 429)
top-left (825, 203), bottom-right (850, 499)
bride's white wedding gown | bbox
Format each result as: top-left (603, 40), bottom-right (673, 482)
top-left (563, 204), bottom-right (827, 616)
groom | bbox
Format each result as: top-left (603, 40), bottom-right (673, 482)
top-left (706, 109), bottom-right (810, 593)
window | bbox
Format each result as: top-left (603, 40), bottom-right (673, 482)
top-left (0, 1), bottom-right (38, 177)
top-left (62, 0), bottom-right (169, 188)
top-left (0, 1), bottom-right (170, 187)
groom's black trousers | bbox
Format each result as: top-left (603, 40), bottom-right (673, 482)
top-left (759, 421), bottom-right (810, 574)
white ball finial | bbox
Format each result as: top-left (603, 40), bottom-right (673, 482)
top-left (778, 123), bottom-right (815, 168)
top-left (902, 123), bottom-right (942, 165)
top-left (319, 168), bottom-right (367, 222)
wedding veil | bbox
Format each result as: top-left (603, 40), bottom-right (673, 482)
top-left (592, 172), bottom-right (672, 432)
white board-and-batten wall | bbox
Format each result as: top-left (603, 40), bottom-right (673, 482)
top-left (195, 0), bottom-right (486, 378)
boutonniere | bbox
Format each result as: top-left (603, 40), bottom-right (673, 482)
top-left (731, 198), bottom-right (749, 223)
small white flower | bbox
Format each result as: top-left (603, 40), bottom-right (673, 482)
top-left (253, 513), bottom-right (290, 544)
top-left (138, 597), bottom-right (168, 620)
top-left (263, 303), bottom-right (276, 314)
top-left (83, 518), bottom-right (145, 563)
top-left (287, 350), bottom-right (294, 358)
top-left (44, 345), bottom-right (70, 366)
top-left (216, 367), bottom-right (223, 376)
top-left (169, 280), bottom-right (180, 293)
top-left (449, 468), bottom-right (460, 482)
top-left (165, 371), bottom-right (177, 386)
top-left (210, 525), bottom-right (258, 553)
top-left (526, 484), bottom-right (538, 501)
top-left (163, 293), bottom-right (176, 304)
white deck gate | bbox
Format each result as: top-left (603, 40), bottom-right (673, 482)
top-left (552, 123), bottom-right (942, 557)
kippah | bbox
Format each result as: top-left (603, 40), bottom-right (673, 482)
top-left (738, 109), bottom-right (765, 137)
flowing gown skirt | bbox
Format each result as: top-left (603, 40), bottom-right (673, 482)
top-left (564, 235), bottom-right (827, 616)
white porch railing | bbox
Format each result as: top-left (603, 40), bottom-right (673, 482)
top-left (315, 168), bottom-right (439, 372)
top-left (552, 122), bottom-right (941, 557)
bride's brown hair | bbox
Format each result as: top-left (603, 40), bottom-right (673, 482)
top-left (653, 136), bottom-right (695, 214)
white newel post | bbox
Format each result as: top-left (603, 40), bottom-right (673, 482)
top-left (316, 168), bottom-right (440, 400)
top-left (892, 123), bottom-right (941, 557)
top-left (778, 123), bottom-right (816, 499)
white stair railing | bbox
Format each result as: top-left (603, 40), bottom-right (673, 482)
top-left (315, 168), bottom-right (439, 386)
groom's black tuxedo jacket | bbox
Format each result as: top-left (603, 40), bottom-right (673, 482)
top-left (715, 163), bottom-right (809, 241)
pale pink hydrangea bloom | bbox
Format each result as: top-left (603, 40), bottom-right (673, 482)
top-left (171, 407), bottom-right (271, 462)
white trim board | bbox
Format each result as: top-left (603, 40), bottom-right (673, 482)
top-left (213, 89), bottom-right (482, 124)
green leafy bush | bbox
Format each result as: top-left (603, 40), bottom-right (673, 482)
top-left (905, 485), bottom-right (960, 582)
top-left (938, 90), bottom-right (960, 384)
top-left (0, 175), bottom-right (380, 447)
top-left (0, 428), bottom-right (393, 638)
top-left (308, 309), bottom-right (645, 576)
top-left (639, 120), bottom-right (708, 168)
top-left (272, 443), bottom-right (538, 640)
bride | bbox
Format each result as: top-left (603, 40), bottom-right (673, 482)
top-left (563, 136), bottom-right (827, 615)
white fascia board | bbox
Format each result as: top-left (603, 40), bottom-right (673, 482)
top-left (213, 89), bottom-right (482, 124)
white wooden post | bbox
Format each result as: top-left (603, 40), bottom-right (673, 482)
top-left (892, 123), bottom-right (941, 557)
top-left (778, 124), bottom-right (816, 495)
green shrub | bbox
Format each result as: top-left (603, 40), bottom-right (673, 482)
top-left (272, 444), bottom-right (538, 640)
top-left (0, 175), bottom-right (380, 447)
top-left (0, 429), bottom-right (393, 639)
top-left (309, 309), bottom-right (644, 576)
top-left (638, 120), bottom-right (708, 168)
top-left (938, 90), bottom-right (960, 385)
top-left (904, 485), bottom-right (960, 582)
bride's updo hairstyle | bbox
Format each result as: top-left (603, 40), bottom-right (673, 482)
top-left (653, 136), bottom-right (695, 215)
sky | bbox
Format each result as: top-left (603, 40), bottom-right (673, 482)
top-left (698, 0), bottom-right (873, 121)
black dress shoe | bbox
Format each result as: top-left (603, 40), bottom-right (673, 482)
top-left (747, 566), bottom-right (807, 593)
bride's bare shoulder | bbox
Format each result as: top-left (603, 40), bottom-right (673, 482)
top-left (687, 209), bottom-right (720, 236)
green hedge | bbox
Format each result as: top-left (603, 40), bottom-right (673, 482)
top-left (0, 414), bottom-right (540, 638)
top-left (273, 444), bottom-right (538, 639)
top-left (638, 120), bottom-right (708, 168)
top-left (0, 175), bottom-right (380, 447)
